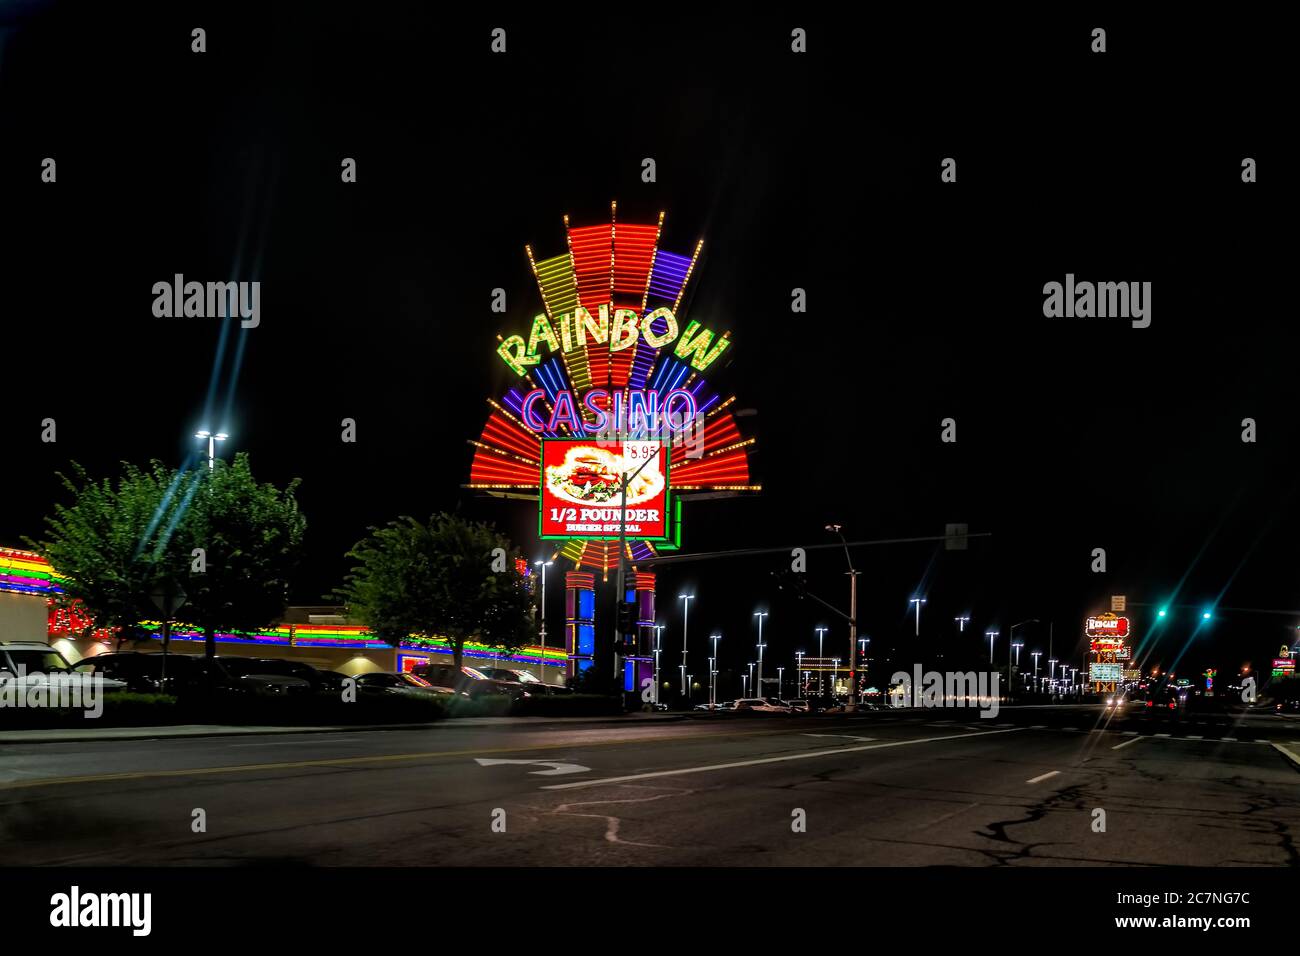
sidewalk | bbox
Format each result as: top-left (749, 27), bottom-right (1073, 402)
top-left (0, 711), bottom-right (684, 744)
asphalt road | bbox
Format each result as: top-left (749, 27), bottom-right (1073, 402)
top-left (2, 705), bottom-right (1298, 866)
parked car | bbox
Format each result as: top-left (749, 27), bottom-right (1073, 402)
top-left (413, 662), bottom-right (532, 700)
top-left (788, 699), bottom-right (810, 713)
top-left (477, 666), bottom-right (572, 695)
top-left (1, 642), bottom-right (129, 694)
top-left (70, 651), bottom-right (188, 693)
top-left (197, 657), bottom-right (314, 701)
top-left (733, 697), bottom-right (792, 714)
top-left (235, 658), bottom-right (337, 694)
top-left (352, 672), bottom-right (457, 702)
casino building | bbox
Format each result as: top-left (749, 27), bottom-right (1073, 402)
top-left (0, 546), bottom-right (565, 680)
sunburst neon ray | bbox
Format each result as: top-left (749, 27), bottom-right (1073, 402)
top-left (467, 206), bottom-right (760, 574)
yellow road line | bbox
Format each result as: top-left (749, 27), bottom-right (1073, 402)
top-left (0, 726), bottom-right (808, 793)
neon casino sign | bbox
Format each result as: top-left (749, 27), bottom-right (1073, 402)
top-left (497, 305), bottom-right (730, 377)
top-left (520, 387), bottom-right (699, 436)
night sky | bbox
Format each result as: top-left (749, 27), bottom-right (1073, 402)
top-left (1, 5), bottom-right (1292, 684)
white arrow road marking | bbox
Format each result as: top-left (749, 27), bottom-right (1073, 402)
top-left (475, 758), bottom-right (591, 776)
top-left (541, 727), bottom-right (1024, 791)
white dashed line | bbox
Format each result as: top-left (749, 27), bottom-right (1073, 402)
top-left (1111, 735), bottom-right (1144, 751)
top-left (1026, 770), bottom-right (1061, 784)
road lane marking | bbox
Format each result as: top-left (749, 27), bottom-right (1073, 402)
top-left (1111, 735), bottom-right (1144, 751)
top-left (802, 734), bottom-right (876, 742)
top-left (0, 726), bottom-right (804, 792)
top-left (474, 758), bottom-right (590, 776)
top-left (539, 727), bottom-right (1024, 791)
top-left (1025, 770), bottom-right (1060, 784)
top-left (1155, 733), bottom-right (1171, 738)
top-left (1271, 741), bottom-right (1300, 768)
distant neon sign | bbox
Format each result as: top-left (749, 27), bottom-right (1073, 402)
top-left (1085, 613), bottom-right (1129, 638)
top-left (497, 306), bottom-right (730, 377)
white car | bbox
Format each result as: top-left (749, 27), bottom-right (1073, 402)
top-left (733, 697), bottom-right (793, 714)
top-left (0, 641), bottom-right (128, 693)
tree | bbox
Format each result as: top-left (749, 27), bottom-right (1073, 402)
top-left (335, 513), bottom-right (536, 669)
top-left (32, 454), bottom-right (306, 657)
top-left (32, 461), bottom-right (200, 640)
top-left (179, 453), bottom-right (307, 658)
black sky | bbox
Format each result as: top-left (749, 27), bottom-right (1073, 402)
top-left (1, 4), bottom-right (1293, 682)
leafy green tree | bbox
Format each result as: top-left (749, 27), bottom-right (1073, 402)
top-left (180, 454), bottom-right (307, 658)
top-left (32, 454), bottom-right (306, 657)
top-left (32, 462), bottom-right (200, 641)
top-left (335, 513), bottom-right (537, 670)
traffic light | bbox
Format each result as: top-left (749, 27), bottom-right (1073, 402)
top-left (616, 600), bottom-right (638, 637)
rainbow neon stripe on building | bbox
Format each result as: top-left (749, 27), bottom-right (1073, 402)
top-left (7, 546), bottom-right (556, 668)
top-left (0, 547), bottom-right (64, 597)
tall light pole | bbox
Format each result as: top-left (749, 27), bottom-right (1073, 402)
top-left (777, 666), bottom-right (785, 701)
top-left (679, 594), bottom-right (694, 708)
top-left (754, 612), bottom-right (768, 698)
top-left (532, 559), bottom-right (553, 681)
top-left (1048, 658), bottom-right (1058, 697)
top-left (815, 627), bottom-right (827, 696)
top-left (825, 524), bottom-right (859, 710)
top-left (747, 662), bottom-right (755, 698)
top-left (652, 624), bottom-right (665, 705)
top-left (195, 430), bottom-right (228, 471)
top-left (955, 615), bottom-right (969, 632)
top-left (910, 597), bottom-right (927, 637)
top-left (832, 657), bottom-right (840, 698)
top-left (985, 629), bottom-right (998, 663)
top-left (710, 633), bottom-right (721, 706)
top-left (1032, 650), bottom-right (1042, 689)
top-left (795, 650), bottom-right (805, 696)
top-left (1012, 641), bottom-right (1023, 692)
top-left (1009, 620), bottom-right (1038, 702)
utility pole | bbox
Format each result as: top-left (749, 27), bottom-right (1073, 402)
top-left (613, 445), bottom-right (661, 691)
top-left (826, 524), bottom-right (859, 710)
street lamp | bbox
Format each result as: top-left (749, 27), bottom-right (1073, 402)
top-left (679, 595), bottom-right (695, 708)
top-left (955, 615), bottom-right (970, 632)
top-left (710, 633), bottom-right (721, 706)
top-left (652, 624), bottom-right (665, 705)
top-left (909, 597), bottom-right (927, 637)
top-left (195, 429), bottom-right (228, 471)
top-left (777, 666), bottom-right (785, 700)
top-left (795, 650), bottom-right (805, 695)
top-left (815, 627), bottom-right (828, 695)
top-left (985, 630), bottom-right (999, 663)
top-left (747, 662), bottom-right (755, 698)
top-left (754, 612), bottom-right (768, 698)
top-left (533, 559), bottom-right (553, 681)
top-left (1008, 620), bottom-right (1038, 701)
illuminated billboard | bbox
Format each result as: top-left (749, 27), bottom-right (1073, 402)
top-left (540, 438), bottom-right (671, 541)
top-left (1085, 613), bottom-right (1129, 639)
top-left (1090, 663), bottom-right (1123, 682)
